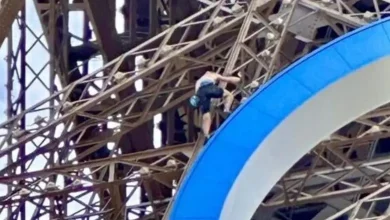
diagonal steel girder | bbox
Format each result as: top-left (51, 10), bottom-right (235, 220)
top-left (0, 2), bottom-right (244, 158)
top-left (2, 0), bottom-right (390, 218)
top-left (0, 0), bottom-right (375, 176)
top-left (0, 143), bottom-right (193, 206)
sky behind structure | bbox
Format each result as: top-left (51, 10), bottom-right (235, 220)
top-left (0, 0), bottom-right (162, 218)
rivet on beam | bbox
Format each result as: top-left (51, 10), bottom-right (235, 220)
top-left (231, 3), bottom-right (244, 15)
top-left (363, 11), bottom-right (375, 21)
top-left (321, 0), bottom-right (333, 5)
top-left (249, 80), bottom-right (259, 89)
top-left (135, 55), bottom-right (149, 69)
top-left (34, 115), bottom-right (46, 126)
top-left (266, 32), bottom-right (276, 40)
top-left (368, 125), bottom-right (381, 134)
top-left (12, 129), bottom-right (27, 139)
top-left (166, 159), bottom-right (178, 168)
top-left (213, 16), bottom-right (226, 27)
top-left (45, 182), bottom-right (59, 191)
top-left (18, 188), bottom-right (31, 197)
top-left (62, 101), bottom-right (74, 112)
top-left (114, 71), bottom-right (127, 82)
top-left (160, 45), bottom-right (173, 57)
top-left (139, 167), bottom-right (150, 175)
top-left (261, 49), bottom-right (271, 57)
top-left (274, 17), bottom-right (284, 26)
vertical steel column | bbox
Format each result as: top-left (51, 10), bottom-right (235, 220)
top-left (61, 0), bottom-right (69, 77)
top-left (185, 105), bottom-right (196, 142)
top-left (48, 0), bottom-right (55, 127)
top-left (166, 111), bottom-right (175, 145)
top-left (149, 0), bottom-right (158, 37)
top-left (126, 0), bottom-right (137, 44)
top-left (19, 5), bottom-right (27, 220)
top-left (82, 12), bottom-right (90, 76)
top-left (6, 22), bottom-right (13, 220)
top-left (6, 4), bottom-right (27, 219)
top-left (48, 0), bottom-right (56, 218)
top-left (168, 0), bottom-right (174, 25)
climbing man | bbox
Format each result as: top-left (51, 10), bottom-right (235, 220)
top-left (189, 71), bottom-right (241, 139)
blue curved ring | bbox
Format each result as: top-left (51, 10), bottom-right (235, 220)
top-left (170, 18), bottom-right (390, 219)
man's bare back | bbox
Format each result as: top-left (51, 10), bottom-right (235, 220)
top-left (195, 71), bottom-right (219, 91)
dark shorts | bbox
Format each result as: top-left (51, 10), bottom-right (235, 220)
top-left (197, 83), bottom-right (224, 114)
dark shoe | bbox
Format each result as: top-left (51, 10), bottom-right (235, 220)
top-left (204, 136), bottom-right (209, 144)
top-left (220, 111), bottom-right (231, 119)
top-left (204, 133), bottom-right (212, 145)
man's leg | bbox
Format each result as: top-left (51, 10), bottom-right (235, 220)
top-left (200, 97), bottom-right (212, 138)
top-left (222, 89), bottom-right (234, 112)
top-left (202, 112), bottom-right (212, 138)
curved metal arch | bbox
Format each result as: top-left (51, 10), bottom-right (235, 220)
top-left (170, 18), bottom-right (390, 220)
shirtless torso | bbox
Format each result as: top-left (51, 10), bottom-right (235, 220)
top-left (195, 71), bottom-right (219, 92)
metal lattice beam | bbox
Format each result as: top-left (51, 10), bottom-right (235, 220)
top-left (2, 0), bottom-right (390, 219)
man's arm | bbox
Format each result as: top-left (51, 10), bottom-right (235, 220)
top-left (215, 74), bottom-right (241, 85)
top-left (195, 80), bottom-right (201, 92)
top-left (216, 75), bottom-right (232, 82)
